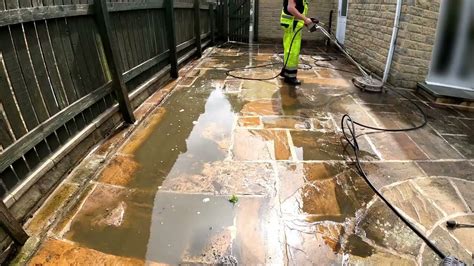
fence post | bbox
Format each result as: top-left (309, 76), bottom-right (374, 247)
top-left (0, 201), bottom-right (28, 245)
top-left (165, 0), bottom-right (179, 78)
top-left (94, 0), bottom-right (135, 124)
top-left (223, 0), bottom-right (229, 41)
top-left (209, 2), bottom-right (215, 45)
top-left (194, 0), bottom-right (202, 57)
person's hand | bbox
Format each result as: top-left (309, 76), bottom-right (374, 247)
top-left (304, 18), bottom-right (312, 26)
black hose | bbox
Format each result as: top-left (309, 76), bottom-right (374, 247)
top-left (310, 31), bottom-right (447, 260)
top-left (226, 26), bottom-right (304, 80)
top-left (340, 94), bottom-right (446, 260)
top-left (223, 25), bottom-right (447, 259)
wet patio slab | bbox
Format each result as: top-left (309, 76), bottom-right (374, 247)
top-left (21, 43), bottom-right (474, 265)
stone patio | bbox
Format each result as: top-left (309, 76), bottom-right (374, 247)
top-left (18, 43), bottom-right (474, 265)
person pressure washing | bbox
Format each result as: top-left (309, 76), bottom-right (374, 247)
top-left (280, 0), bottom-right (315, 85)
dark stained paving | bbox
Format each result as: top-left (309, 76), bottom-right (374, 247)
top-left (28, 43), bottom-right (474, 265)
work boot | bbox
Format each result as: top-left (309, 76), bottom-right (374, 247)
top-left (284, 77), bottom-right (301, 85)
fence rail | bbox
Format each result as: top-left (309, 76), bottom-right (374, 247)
top-left (0, 0), bottom-right (215, 251)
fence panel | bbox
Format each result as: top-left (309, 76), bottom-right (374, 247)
top-left (0, 0), bottom-right (214, 258)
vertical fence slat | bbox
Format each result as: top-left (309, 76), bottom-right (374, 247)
top-left (36, 21), bottom-right (69, 109)
top-left (118, 13), bottom-right (136, 71)
top-left (0, 113), bottom-right (14, 149)
top-left (67, 18), bottom-right (93, 97)
top-left (0, 27), bottom-right (39, 130)
top-left (254, 0), bottom-right (258, 41)
top-left (194, 0), bottom-right (202, 57)
top-left (0, 52), bottom-right (27, 138)
top-left (23, 22), bottom-right (60, 116)
top-left (57, 18), bottom-right (85, 101)
top-left (94, 0), bottom-right (135, 124)
top-left (111, 13), bottom-right (128, 72)
top-left (165, 0), bottom-right (178, 78)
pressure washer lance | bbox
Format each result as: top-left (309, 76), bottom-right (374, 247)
top-left (314, 25), bottom-right (384, 92)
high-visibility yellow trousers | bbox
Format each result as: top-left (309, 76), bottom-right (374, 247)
top-left (282, 22), bottom-right (303, 79)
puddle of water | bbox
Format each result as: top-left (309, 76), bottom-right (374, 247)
top-left (291, 131), bottom-right (345, 160)
top-left (65, 185), bottom-right (154, 259)
top-left (279, 162), bottom-right (374, 223)
top-left (59, 44), bottom-right (430, 264)
top-left (125, 74), bottom-right (236, 189)
top-left (146, 192), bottom-right (235, 264)
top-left (261, 116), bottom-right (310, 130)
top-left (232, 129), bottom-right (292, 160)
top-left (65, 69), bottom-right (244, 260)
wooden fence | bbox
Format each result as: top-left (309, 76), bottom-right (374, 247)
top-left (0, 0), bottom-right (215, 250)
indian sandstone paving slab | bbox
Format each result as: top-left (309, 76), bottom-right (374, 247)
top-left (314, 68), bottom-right (345, 79)
top-left (413, 178), bottom-right (470, 215)
top-left (232, 129), bottom-right (292, 160)
top-left (458, 117), bottom-right (474, 131)
top-left (160, 161), bottom-right (276, 196)
top-left (406, 127), bottom-right (464, 160)
top-left (237, 116), bottom-right (261, 127)
top-left (288, 130), bottom-right (375, 161)
top-left (118, 108), bottom-right (167, 156)
top-left (360, 162), bottom-right (427, 189)
top-left (241, 80), bottom-right (279, 101)
top-left (133, 103), bottom-right (155, 121)
top-left (442, 135), bottom-right (474, 159)
top-left (28, 239), bottom-right (147, 265)
top-left (231, 67), bottom-right (277, 80)
top-left (311, 116), bottom-right (337, 131)
top-left (359, 103), bottom-right (400, 113)
top-left (446, 215), bottom-right (474, 253)
top-left (147, 193), bottom-right (234, 264)
top-left (359, 199), bottom-right (423, 257)
top-left (301, 76), bottom-right (352, 88)
top-left (240, 99), bottom-right (282, 116)
top-left (52, 183), bottom-right (96, 236)
top-left (370, 111), bottom-right (430, 131)
top-left (451, 179), bottom-right (474, 211)
top-left (290, 131), bottom-right (344, 161)
top-left (25, 182), bottom-right (79, 236)
top-left (64, 184), bottom-right (154, 260)
top-left (146, 193), bottom-right (282, 264)
top-left (233, 197), bottom-right (285, 265)
top-left (98, 155), bottom-right (140, 187)
top-left (424, 226), bottom-right (473, 265)
top-left (367, 132), bottom-right (429, 160)
top-left (278, 162), bottom-right (374, 223)
top-left (261, 116), bottom-right (311, 130)
top-left (381, 181), bottom-right (444, 231)
top-left (428, 116), bottom-right (471, 135)
top-left (284, 223), bottom-right (344, 265)
top-left (348, 251), bottom-right (416, 265)
top-left (416, 161), bottom-right (474, 181)
top-left (65, 154), bottom-right (106, 184)
top-left (223, 80), bottom-right (242, 93)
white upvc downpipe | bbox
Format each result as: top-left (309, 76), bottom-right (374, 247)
top-left (382, 0), bottom-right (402, 84)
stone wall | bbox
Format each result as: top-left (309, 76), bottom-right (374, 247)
top-left (390, 0), bottom-right (440, 88)
top-left (257, 0), bottom-right (338, 42)
top-left (344, 0), bottom-right (441, 89)
top-left (256, 0), bottom-right (441, 89)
